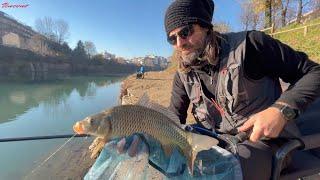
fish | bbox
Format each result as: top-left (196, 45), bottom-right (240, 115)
top-left (73, 94), bottom-right (219, 175)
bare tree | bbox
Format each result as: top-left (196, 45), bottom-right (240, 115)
top-left (55, 20), bottom-right (69, 44)
top-left (297, 0), bottom-right (303, 23)
top-left (251, 0), bottom-right (275, 28)
top-left (280, 0), bottom-right (291, 27)
top-left (296, 0), bottom-right (314, 23)
top-left (84, 41), bottom-right (97, 59)
top-left (249, 0), bottom-right (318, 28)
top-left (265, 0), bottom-right (273, 28)
top-left (35, 17), bottom-right (55, 39)
top-left (213, 21), bottom-right (231, 33)
top-left (241, 1), bottom-right (252, 30)
top-left (241, 0), bottom-right (261, 30)
top-left (285, 2), bottom-right (297, 24)
top-left (35, 17), bottom-right (70, 44)
top-left (310, 0), bottom-right (320, 16)
top-left (317, 0), bottom-right (320, 9)
top-left (250, 0), bottom-right (292, 29)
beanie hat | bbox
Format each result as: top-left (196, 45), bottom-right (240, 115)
top-left (164, 0), bottom-right (214, 35)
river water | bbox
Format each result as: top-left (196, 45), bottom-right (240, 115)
top-left (0, 75), bottom-right (124, 180)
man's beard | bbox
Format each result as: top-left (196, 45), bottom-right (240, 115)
top-left (180, 39), bottom-right (206, 66)
top-left (181, 51), bottom-right (201, 66)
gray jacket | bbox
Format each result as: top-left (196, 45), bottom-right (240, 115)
top-left (178, 32), bottom-right (282, 134)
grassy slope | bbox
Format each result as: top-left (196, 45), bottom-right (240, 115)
top-left (272, 18), bottom-right (320, 63)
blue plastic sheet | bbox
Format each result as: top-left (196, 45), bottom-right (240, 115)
top-left (85, 136), bottom-right (243, 180)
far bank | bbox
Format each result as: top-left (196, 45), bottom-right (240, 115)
top-left (0, 45), bottom-right (166, 78)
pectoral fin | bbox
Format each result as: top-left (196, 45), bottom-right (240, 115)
top-left (187, 133), bottom-right (219, 175)
top-left (162, 144), bottom-right (175, 157)
top-left (89, 137), bottom-right (108, 159)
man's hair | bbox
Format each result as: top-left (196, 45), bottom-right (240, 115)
top-left (164, 0), bottom-right (214, 36)
top-left (173, 28), bottom-right (221, 73)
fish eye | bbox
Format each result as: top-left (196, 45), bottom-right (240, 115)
top-left (88, 118), bottom-right (93, 124)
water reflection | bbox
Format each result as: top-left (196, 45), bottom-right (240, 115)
top-left (0, 75), bottom-right (125, 180)
top-left (0, 75), bottom-right (124, 124)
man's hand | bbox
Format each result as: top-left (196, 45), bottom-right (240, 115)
top-left (238, 107), bottom-right (287, 142)
top-left (89, 137), bottom-right (107, 159)
top-left (116, 134), bottom-right (149, 157)
top-left (89, 135), bottom-right (148, 159)
top-left (116, 134), bottom-right (186, 176)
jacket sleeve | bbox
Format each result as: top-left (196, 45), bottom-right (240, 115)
top-left (245, 31), bottom-right (320, 111)
top-left (169, 72), bottom-right (190, 124)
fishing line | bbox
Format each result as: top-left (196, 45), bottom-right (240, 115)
top-left (24, 134), bottom-right (77, 179)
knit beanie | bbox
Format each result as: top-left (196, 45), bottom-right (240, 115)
top-left (164, 0), bottom-right (215, 35)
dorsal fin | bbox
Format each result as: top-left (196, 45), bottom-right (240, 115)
top-left (136, 93), bottom-right (182, 127)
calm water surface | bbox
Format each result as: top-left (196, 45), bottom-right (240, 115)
top-left (0, 76), bottom-right (124, 180)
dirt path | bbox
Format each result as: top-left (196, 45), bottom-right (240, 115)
top-left (120, 71), bottom-right (174, 106)
top-left (120, 71), bottom-right (195, 123)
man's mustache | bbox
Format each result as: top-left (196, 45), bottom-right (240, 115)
top-left (180, 44), bottom-right (193, 51)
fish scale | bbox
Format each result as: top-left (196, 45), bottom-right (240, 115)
top-left (73, 97), bottom-right (219, 175)
top-left (110, 105), bottom-right (189, 152)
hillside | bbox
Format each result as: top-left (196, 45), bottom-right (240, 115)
top-left (273, 18), bottom-right (320, 63)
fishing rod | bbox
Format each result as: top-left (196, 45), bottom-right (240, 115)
top-left (0, 134), bottom-right (89, 142)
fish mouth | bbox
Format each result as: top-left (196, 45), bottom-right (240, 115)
top-left (73, 122), bottom-right (85, 134)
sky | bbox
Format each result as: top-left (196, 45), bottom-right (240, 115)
top-left (1, 0), bottom-right (242, 59)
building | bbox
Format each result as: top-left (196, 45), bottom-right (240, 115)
top-left (0, 11), bottom-right (56, 56)
top-left (130, 55), bottom-right (168, 69)
top-left (104, 51), bottom-right (116, 60)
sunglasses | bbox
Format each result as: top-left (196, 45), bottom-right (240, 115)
top-left (167, 25), bottom-right (194, 45)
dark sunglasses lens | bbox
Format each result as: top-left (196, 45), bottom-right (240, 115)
top-left (179, 26), bottom-right (193, 39)
top-left (167, 25), bottom-right (193, 45)
top-left (167, 35), bottom-right (177, 45)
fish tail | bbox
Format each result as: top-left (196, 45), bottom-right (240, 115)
top-left (185, 133), bottom-right (219, 175)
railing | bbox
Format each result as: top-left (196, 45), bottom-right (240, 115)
top-left (261, 22), bottom-right (320, 37)
top-left (261, 24), bottom-right (275, 34)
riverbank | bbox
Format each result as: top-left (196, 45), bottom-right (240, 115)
top-left (29, 63), bottom-right (289, 179)
top-left (120, 70), bottom-right (195, 123)
top-left (21, 71), bottom-right (179, 179)
top-left (0, 44), bottom-right (155, 77)
top-left (120, 71), bottom-right (174, 106)
top-left (25, 138), bottom-right (95, 180)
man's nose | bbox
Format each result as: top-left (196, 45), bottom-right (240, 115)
top-left (176, 36), bottom-right (187, 48)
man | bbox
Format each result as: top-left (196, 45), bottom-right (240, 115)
top-left (139, 65), bottom-right (145, 78)
top-left (165, 0), bottom-right (320, 179)
top-left (90, 0), bottom-right (320, 179)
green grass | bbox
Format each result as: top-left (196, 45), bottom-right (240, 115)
top-left (272, 18), bottom-right (320, 63)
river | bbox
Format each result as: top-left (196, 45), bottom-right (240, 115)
top-left (0, 75), bottom-right (125, 180)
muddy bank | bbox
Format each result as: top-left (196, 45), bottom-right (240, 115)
top-left (120, 71), bottom-right (174, 106)
top-left (120, 71), bottom-right (195, 123)
top-left (25, 137), bottom-right (95, 180)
